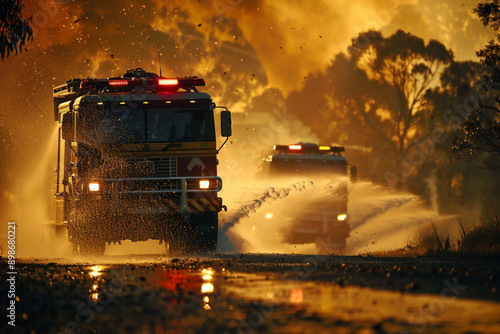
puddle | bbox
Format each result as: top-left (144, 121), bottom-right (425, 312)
top-left (222, 273), bottom-right (500, 333)
top-left (15, 261), bottom-right (500, 333)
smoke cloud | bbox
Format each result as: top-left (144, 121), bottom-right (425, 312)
top-left (0, 0), bottom-right (494, 255)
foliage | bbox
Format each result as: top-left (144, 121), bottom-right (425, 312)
top-left (285, 28), bottom-right (497, 212)
top-left (0, 0), bottom-right (33, 60)
top-left (451, 1), bottom-right (500, 160)
top-left (459, 214), bottom-right (500, 253)
top-left (408, 223), bottom-right (451, 253)
top-left (475, 0), bottom-right (500, 67)
top-left (344, 30), bottom-right (453, 157)
top-left (424, 61), bottom-right (498, 208)
top-left (372, 215), bottom-right (500, 258)
top-left (285, 29), bottom-right (463, 191)
top-left (333, 30), bottom-right (453, 188)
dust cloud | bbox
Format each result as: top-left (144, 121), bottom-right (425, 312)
top-left (0, 0), bottom-right (494, 257)
top-left (10, 125), bottom-right (67, 258)
top-left (218, 178), bottom-right (453, 255)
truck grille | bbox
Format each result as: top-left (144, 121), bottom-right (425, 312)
top-left (114, 157), bottom-right (179, 191)
top-left (126, 157), bottom-right (177, 177)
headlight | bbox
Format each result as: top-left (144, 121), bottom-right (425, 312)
top-left (199, 180), bottom-right (210, 189)
top-left (89, 182), bottom-right (100, 192)
top-left (337, 213), bottom-right (348, 221)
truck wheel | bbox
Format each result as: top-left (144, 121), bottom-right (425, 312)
top-left (316, 234), bottom-right (347, 255)
top-left (71, 211), bottom-right (106, 256)
top-left (73, 236), bottom-right (106, 256)
top-left (54, 225), bottom-right (67, 241)
top-left (188, 212), bottom-right (218, 254)
top-left (191, 226), bottom-right (218, 254)
top-left (166, 224), bottom-right (190, 255)
top-left (166, 212), bottom-right (218, 255)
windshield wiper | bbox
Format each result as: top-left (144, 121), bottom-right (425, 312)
top-left (161, 140), bottom-right (184, 151)
top-left (161, 136), bottom-right (204, 151)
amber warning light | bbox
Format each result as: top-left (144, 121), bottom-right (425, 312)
top-left (159, 79), bottom-right (179, 85)
top-left (274, 144), bottom-right (345, 155)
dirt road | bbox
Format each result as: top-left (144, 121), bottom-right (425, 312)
top-left (2, 253), bottom-right (499, 333)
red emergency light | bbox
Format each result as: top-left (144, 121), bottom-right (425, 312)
top-left (78, 77), bottom-right (205, 93)
top-left (108, 80), bottom-right (129, 86)
top-left (288, 144), bottom-right (302, 150)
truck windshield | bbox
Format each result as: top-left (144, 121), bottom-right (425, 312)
top-left (147, 109), bottom-right (213, 142)
top-left (91, 107), bottom-right (215, 145)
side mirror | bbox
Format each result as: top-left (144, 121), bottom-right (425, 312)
top-left (61, 113), bottom-right (73, 141)
top-left (220, 110), bottom-right (232, 137)
top-left (350, 166), bottom-right (358, 183)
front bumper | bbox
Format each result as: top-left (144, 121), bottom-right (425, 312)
top-left (283, 211), bottom-right (350, 244)
top-left (88, 176), bottom-right (223, 214)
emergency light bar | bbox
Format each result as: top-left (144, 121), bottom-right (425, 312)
top-left (78, 77), bottom-right (205, 92)
top-left (274, 144), bottom-right (345, 155)
top-left (52, 69), bottom-right (206, 121)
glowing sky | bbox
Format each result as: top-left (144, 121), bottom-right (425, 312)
top-left (0, 0), bottom-right (495, 223)
top-left (12, 0), bottom-right (494, 97)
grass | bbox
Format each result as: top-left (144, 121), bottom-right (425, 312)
top-left (365, 214), bottom-right (500, 258)
top-left (458, 214), bottom-right (500, 254)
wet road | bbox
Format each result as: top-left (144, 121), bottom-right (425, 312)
top-left (2, 253), bottom-right (500, 334)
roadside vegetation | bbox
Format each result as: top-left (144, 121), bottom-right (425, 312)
top-left (370, 215), bottom-right (500, 258)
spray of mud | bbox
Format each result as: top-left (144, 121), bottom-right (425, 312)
top-left (219, 178), bottom-right (456, 255)
top-left (347, 182), bottom-right (448, 254)
top-left (5, 125), bottom-right (170, 258)
top-left (9, 127), bottom-right (457, 258)
top-left (219, 179), bottom-right (317, 253)
top-left (8, 124), bottom-right (454, 258)
top-left (6, 125), bottom-right (70, 258)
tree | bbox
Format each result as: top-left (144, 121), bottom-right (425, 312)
top-left (286, 30), bottom-right (455, 188)
top-left (0, 0), bottom-right (33, 60)
top-left (424, 61), bottom-right (492, 210)
top-left (452, 1), bottom-right (500, 160)
top-left (329, 30), bottom-right (453, 188)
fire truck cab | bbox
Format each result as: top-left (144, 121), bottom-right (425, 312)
top-left (52, 68), bottom-right (231, 255)
top-left (262, 143), bottom-right (356, 252)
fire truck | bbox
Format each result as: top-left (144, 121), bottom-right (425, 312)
top-left (52, 68), bottom-right (232, 255)
top-left (262, 143), bottom-right (356, 251)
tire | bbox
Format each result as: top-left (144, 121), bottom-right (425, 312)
top-left (189, 212), bottom-right (218, 254)
top-left (316, 234), bottom-right (347, 255)
top-left (166, 212), bottom-right (218, 255)
top-left (74, 237), bottom-right (106, 256)
top-left (70, 209), bottom-right (106, 256)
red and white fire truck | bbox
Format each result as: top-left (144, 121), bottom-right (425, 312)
top-left (262, 143), bottom-right (356, 251)
top-left (52, 68), bottom-right (232, 255)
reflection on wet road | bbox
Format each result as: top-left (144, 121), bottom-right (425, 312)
top-left (4, 255), bottom-right (500, 333)
top-left (225, 275), bottom-right (500, 333)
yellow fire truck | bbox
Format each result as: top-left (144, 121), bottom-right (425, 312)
top-left (263, 143), bottom-right (356, 251)
top-left (52, 68), bottom-right (231, 255)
